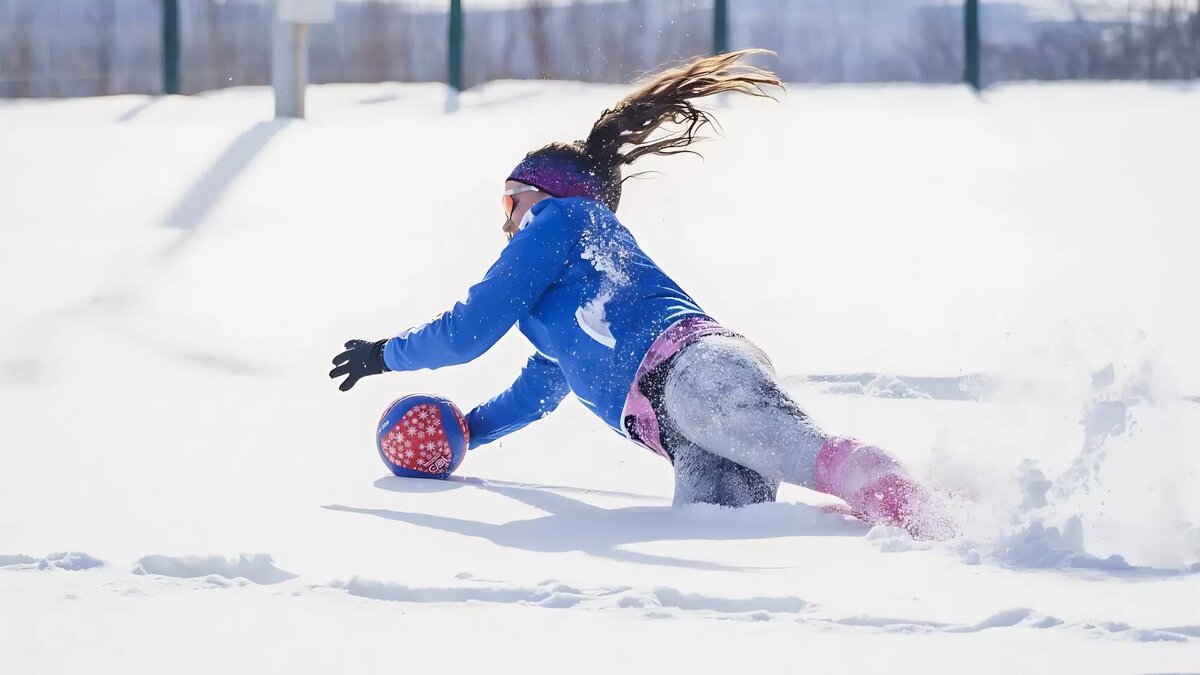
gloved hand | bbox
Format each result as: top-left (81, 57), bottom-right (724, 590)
top-left (329, 339), bottom-right (390, 392)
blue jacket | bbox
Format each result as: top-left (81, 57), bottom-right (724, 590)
top-left (383, 197), bottom-right (707, 448)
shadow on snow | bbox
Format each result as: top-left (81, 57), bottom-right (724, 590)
top-left (324, 475), bottom-right (863, 572)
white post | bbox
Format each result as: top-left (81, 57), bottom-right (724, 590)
top-left (273, 0), bottom-right (334, 119)
top-left (272, 22), bottom-right (307, 118)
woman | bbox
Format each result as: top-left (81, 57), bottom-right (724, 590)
top-left (330, 50), bottom-right (949, 539)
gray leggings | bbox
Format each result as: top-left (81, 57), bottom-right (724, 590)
top-left (661, 335), bottom-right (828, 507)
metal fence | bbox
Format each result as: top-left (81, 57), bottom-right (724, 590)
top-left (1, 0), bottom-right (1197, 98)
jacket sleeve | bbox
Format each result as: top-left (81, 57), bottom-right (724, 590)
top-left (465, 353), bottom-right (570, 448)
top-left (383, 200), bottom-right (577, 372)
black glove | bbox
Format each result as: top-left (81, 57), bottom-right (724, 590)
top-left (329, 339), bottom-right (390, 392)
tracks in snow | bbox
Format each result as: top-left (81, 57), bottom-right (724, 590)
top-left (3, 551), bottom-right (1194, 642)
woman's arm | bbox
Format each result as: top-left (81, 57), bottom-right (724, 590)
top-left (383, 200), bottom-right (576, 372)
top-left (465, 353), bottom-right (570, 448)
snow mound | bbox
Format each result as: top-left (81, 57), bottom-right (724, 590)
top-left (802, 373), bottom-right (989, 401)
top-left (831, 607), bottom-right (1200, 643)
top-left (337, 575), bottom-right (1193, 640)
top-left (339, 577), bottom-right (810, 620)
top-left (132, 554), bottom-right (297, 585)
top-left (0, 552), bottom-right (105, 571)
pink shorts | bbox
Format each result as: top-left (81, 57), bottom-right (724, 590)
top-left (620, 316), bottom-right (738, 461)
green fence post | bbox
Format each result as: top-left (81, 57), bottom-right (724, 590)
top-left (162, 0), bottom-right (180, 94)
top-left (713, 0), bottom-right (729, 55)
top-left (448, 0), bottom-right (463, 91)
top-left (964, 0), bottom-right (981, 91)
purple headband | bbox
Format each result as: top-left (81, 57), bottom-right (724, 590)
top-left (507, 153), bottom-right (605, 203)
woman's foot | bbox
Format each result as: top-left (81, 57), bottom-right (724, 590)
top-left (815, 437), bottom-right (954, 540)
top-left (848, 471), bottom-right (954, 540)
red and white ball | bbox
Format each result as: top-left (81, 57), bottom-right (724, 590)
top-left (376, 394), bottom-right (470, 479)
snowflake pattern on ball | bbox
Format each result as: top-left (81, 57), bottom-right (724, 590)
top-left (380, 404), bottom-right (453, 475)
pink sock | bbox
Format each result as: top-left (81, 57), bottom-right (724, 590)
top-left (814, 436), bottom-right (905, 500)
top-left (814, 437), bottom-right (948, 539)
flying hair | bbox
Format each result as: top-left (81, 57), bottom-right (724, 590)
top-left (584, 48), bottom-right (783, 168)
top-left (509, 49), bottom-right (783, 211)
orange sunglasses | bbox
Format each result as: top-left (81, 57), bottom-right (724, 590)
top-left (502, 185), bottom-right (542, 220)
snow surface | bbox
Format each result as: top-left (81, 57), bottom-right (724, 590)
top-left (1, 81), bottom-right (1199, 673)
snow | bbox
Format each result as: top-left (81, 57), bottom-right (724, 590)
top-left (575, 224), bottom-right (631, 349)
top-left (1, 80), bottom-right (1199, 672)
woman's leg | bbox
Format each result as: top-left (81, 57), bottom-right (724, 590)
top-left (663, 423), bottom-right (778, 507)
top-left (662, 335), bottom-right (827, 488)
top-left (662, 335), bottom-right (950, 537)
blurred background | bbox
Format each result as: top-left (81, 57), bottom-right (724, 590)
top-left (1, 0), bottom-right (1197, 98)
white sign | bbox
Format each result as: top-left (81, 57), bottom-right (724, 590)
top-left (277, 0), bottom-right (335, 24)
